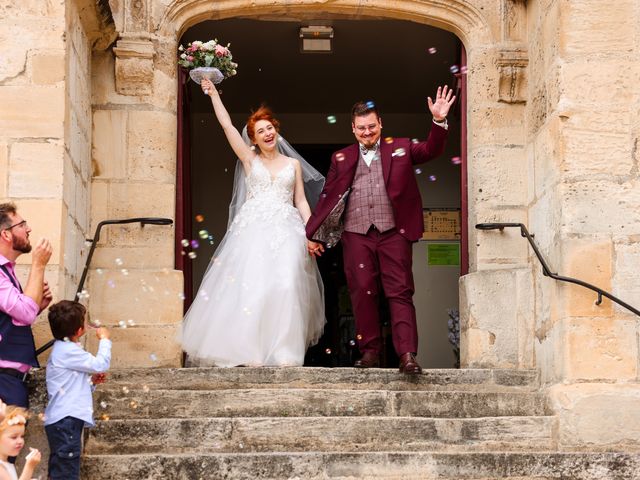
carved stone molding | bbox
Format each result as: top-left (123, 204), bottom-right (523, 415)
top-left (113, 34), bottom-right (154, 96)
top-left (496, 47), bottom-right (528, 104)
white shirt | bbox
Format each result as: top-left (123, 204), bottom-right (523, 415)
top-left (0, 460), bottom-right (18, 480)
top-left (44, 338), bottom-right (112, 427)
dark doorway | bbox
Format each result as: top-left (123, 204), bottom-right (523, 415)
top-left (179, 18), bottom-right (464, 368)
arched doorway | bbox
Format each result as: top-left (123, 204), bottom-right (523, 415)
top-left (176, 17), bottom-right (466, 368)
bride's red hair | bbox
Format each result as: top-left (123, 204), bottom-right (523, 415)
top-left (246, 105), bottom-right (280, 143)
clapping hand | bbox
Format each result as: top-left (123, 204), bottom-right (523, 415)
top-left (427, 85), bottom-right (456, 121)
top-left (25, 447), bottom-right (41, 467)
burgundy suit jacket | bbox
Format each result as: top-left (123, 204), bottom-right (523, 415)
top-left (306, 123), bottom-right (448, 243)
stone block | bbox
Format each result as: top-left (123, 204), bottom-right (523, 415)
top-left (13, 199), bottom-right (64, 266)
top-left (63, 152), bottom-right (77, 216)
top-left (474, 208), bottom-right (529, 268)
top-left (531, 117), bottom-right (562, 197)
top-left (85, 323), bottom-right (182, 368)
top-left (469, 146), bottom-right (528, 207)
top-left (549, 383), bottom-right (640, 449)
top-left (90, 181), bottom-right (109, 240)
top-left (87, 269), bottom-right (184, 326)
top-left (0, 86), bottom-right (64, 138)
top-left (562, 128), bottom-right (635, 180)
top-left (560, 238), bottom-right (613, 317)
top-left (8, 142), bottom-right (64, 198)
top-left (564, 316), bottom-right (637, 381)
top-left (468, 103), bottom-right (525, 147)
top-left (460, 268), bottom-right (534, 368)
top-left (30, 51), bottom-right (65, 84)
top-left (127, 110), bottom-right (177, 183)
top-left (561, 180), bottom-right (640, 235)
top-left (0, 142), bottom-right (7, 198)
top-left (92, 110), bottom-right (127, 179)
top-left (91, 244), bottom-right (176, 270)
top-left (561, 0), bottom-right (635, 57)
top-left (612, 239), bottom-right (640, 313)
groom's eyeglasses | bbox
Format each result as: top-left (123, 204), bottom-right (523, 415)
top-left (3, 220), bottom-right (28, 231)
top-left (355, 124), bottom-right (380, 133)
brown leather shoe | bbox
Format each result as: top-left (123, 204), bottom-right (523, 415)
top-left (354, 352), bottom-right (380, 368)
top-left (399, 352), bottom-right (422, 375)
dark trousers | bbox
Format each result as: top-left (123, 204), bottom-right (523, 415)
top-left (0, 372), bottom-right (29, 408)
top-left (342, 227), bottom-right (418, 356)
top-left (45, 416), bottom-right (84, 480)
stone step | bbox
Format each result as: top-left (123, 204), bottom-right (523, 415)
top-left (81, 452), bottom-right (640, 479)
top-left (94, 388), bottom-right (550, 419)
top-left (84, 416), bottom-right (556, 454)
top-left (100, 367), bottom-right (539, 392)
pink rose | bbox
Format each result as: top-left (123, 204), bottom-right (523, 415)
top-left (186, 56), bottom-right (194, 62)
top-left (214, 45), bottom-right (229, 57)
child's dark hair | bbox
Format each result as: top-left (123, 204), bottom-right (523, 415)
top-left (48, 300), bottom-right (86, 340)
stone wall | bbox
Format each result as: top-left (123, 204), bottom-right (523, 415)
top-left (525, 0), bottom-right (640, 449)
top-left (0, 1), bottom-right (67, 354)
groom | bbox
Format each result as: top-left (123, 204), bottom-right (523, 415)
top-left (306, 86), bottom-right (455, 374)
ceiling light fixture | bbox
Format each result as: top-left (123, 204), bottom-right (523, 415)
top-left (299, 25), bottom-right (334, 53)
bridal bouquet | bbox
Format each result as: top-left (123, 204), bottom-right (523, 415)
top-left (178, 39), bottom-right (238, 85)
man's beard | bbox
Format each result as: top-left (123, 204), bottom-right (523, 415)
top-left (13, 236), bottom-right (32, 254)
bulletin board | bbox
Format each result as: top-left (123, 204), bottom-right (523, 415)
top-left (422, 209), bottom-right (461, 241)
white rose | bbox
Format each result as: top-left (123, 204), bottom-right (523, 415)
top-left (180, 53), bottom-right (187, 59)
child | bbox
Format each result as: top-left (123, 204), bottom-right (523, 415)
top-left (44, 300), bottom-right (111, 480)
top-left (0, 401), bottom-right (41, 480)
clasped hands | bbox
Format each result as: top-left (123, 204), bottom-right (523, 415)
top-left (307, 240), bottom-right (324, 258)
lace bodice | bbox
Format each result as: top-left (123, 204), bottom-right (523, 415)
top-left (245, 157), bottom-right (295, 204)
top-left (228, 157), bottom-right (304, 249)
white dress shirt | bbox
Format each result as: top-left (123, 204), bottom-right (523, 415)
top-left (44, 338), bottom-right (111, 427)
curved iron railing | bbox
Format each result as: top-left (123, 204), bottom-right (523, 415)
top-left (35, 217), bottom-right (173, 356)
top-left (476, 222), bottom-right (640, 317)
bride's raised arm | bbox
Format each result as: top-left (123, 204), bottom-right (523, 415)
top-left (201, 78), bottom-right (253, 171)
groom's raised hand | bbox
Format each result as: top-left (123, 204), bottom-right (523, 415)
top-left (427, 85), bottom-right (456, 121)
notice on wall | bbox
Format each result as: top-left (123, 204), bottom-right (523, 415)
top-left (422, 209), bottom-right (461, 241)
top-left (427, 243), bottom-right (460, 266)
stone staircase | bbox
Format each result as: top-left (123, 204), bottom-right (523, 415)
top-left (77, 368), bottom-right (639, 479)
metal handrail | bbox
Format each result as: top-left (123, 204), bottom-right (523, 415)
top-left (35, 217), bottom-right (173, 356)
top-left (476, 222), bottom-right (640, 317)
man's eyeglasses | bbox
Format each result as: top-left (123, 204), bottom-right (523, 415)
top-left (3, 220), bottom-right (27, 231)
top-left (354, 124), bottom-right (380, 133)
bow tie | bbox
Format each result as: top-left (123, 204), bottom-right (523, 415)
top-left (360, 144), bottom-right (378, 155)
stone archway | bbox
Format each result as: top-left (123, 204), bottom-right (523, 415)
top-left (97, 0), bottom-right (532, 369)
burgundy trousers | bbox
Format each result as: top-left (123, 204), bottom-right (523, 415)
top-left (342, 227), bottom-right (418, 356)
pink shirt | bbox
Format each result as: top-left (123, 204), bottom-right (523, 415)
top-left (0, 254), bottom-right (40, 372)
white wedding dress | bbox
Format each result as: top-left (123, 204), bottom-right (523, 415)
top-left (180, 157), bottom-right (325, 367)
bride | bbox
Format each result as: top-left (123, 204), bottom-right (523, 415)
top-left (180, 77), bottom-right (326, 367)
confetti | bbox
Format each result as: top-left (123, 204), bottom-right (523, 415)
top-left (190, 240), bottom-right (200, 249)
top-left (115, 258), bottom-right (124, 266)
top-left (326, 115), bottom-right (337, 124)
top-left (392, 148), bottom-right (406, 157)
top-left (325, 348), bottom-right (332, 355)
top-left (195, 214), bottom-right (205, 223)
top-left (415, 168), bottom-right (422, 175)
top-left (188, 252), bottom-right (197, 259)
top-left (449, 65), bottom-right (460, 74)
top-left (428, 47), bottom-right (437, 54)
top-left (451, 156), bottom-right (462, 165)
top-left (336, 153), bottom-right (345, 162)
top-left (428, 175), bottom-right (437, 182)
top-left (181, 239), bottom-right (190, 248)
top-left (365, 101), bottom-right (375, 109)
top-left (122, 386), bottom-right (129, 394)
top-left (384, 137), bottom-right (394, 144)
top-left (198, 230), bottom-right (209, 239)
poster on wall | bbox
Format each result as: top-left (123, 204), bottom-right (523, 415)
top-left (427, 243), bottom-right (460, 266)
top-left (422, 209), bottom-right (461, 241)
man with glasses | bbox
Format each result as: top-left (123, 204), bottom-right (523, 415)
top-left (306, 87), bottom-right (455, 375)
top-left (0, 202), bottom-right (52, 407)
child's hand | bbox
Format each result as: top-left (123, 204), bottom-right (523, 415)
top-left (91, 373), bottom-right (107, 385)
top-left (25, 447), bottom-right (41, 467)
top-left (96, 327), bottom-right (110, 340)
